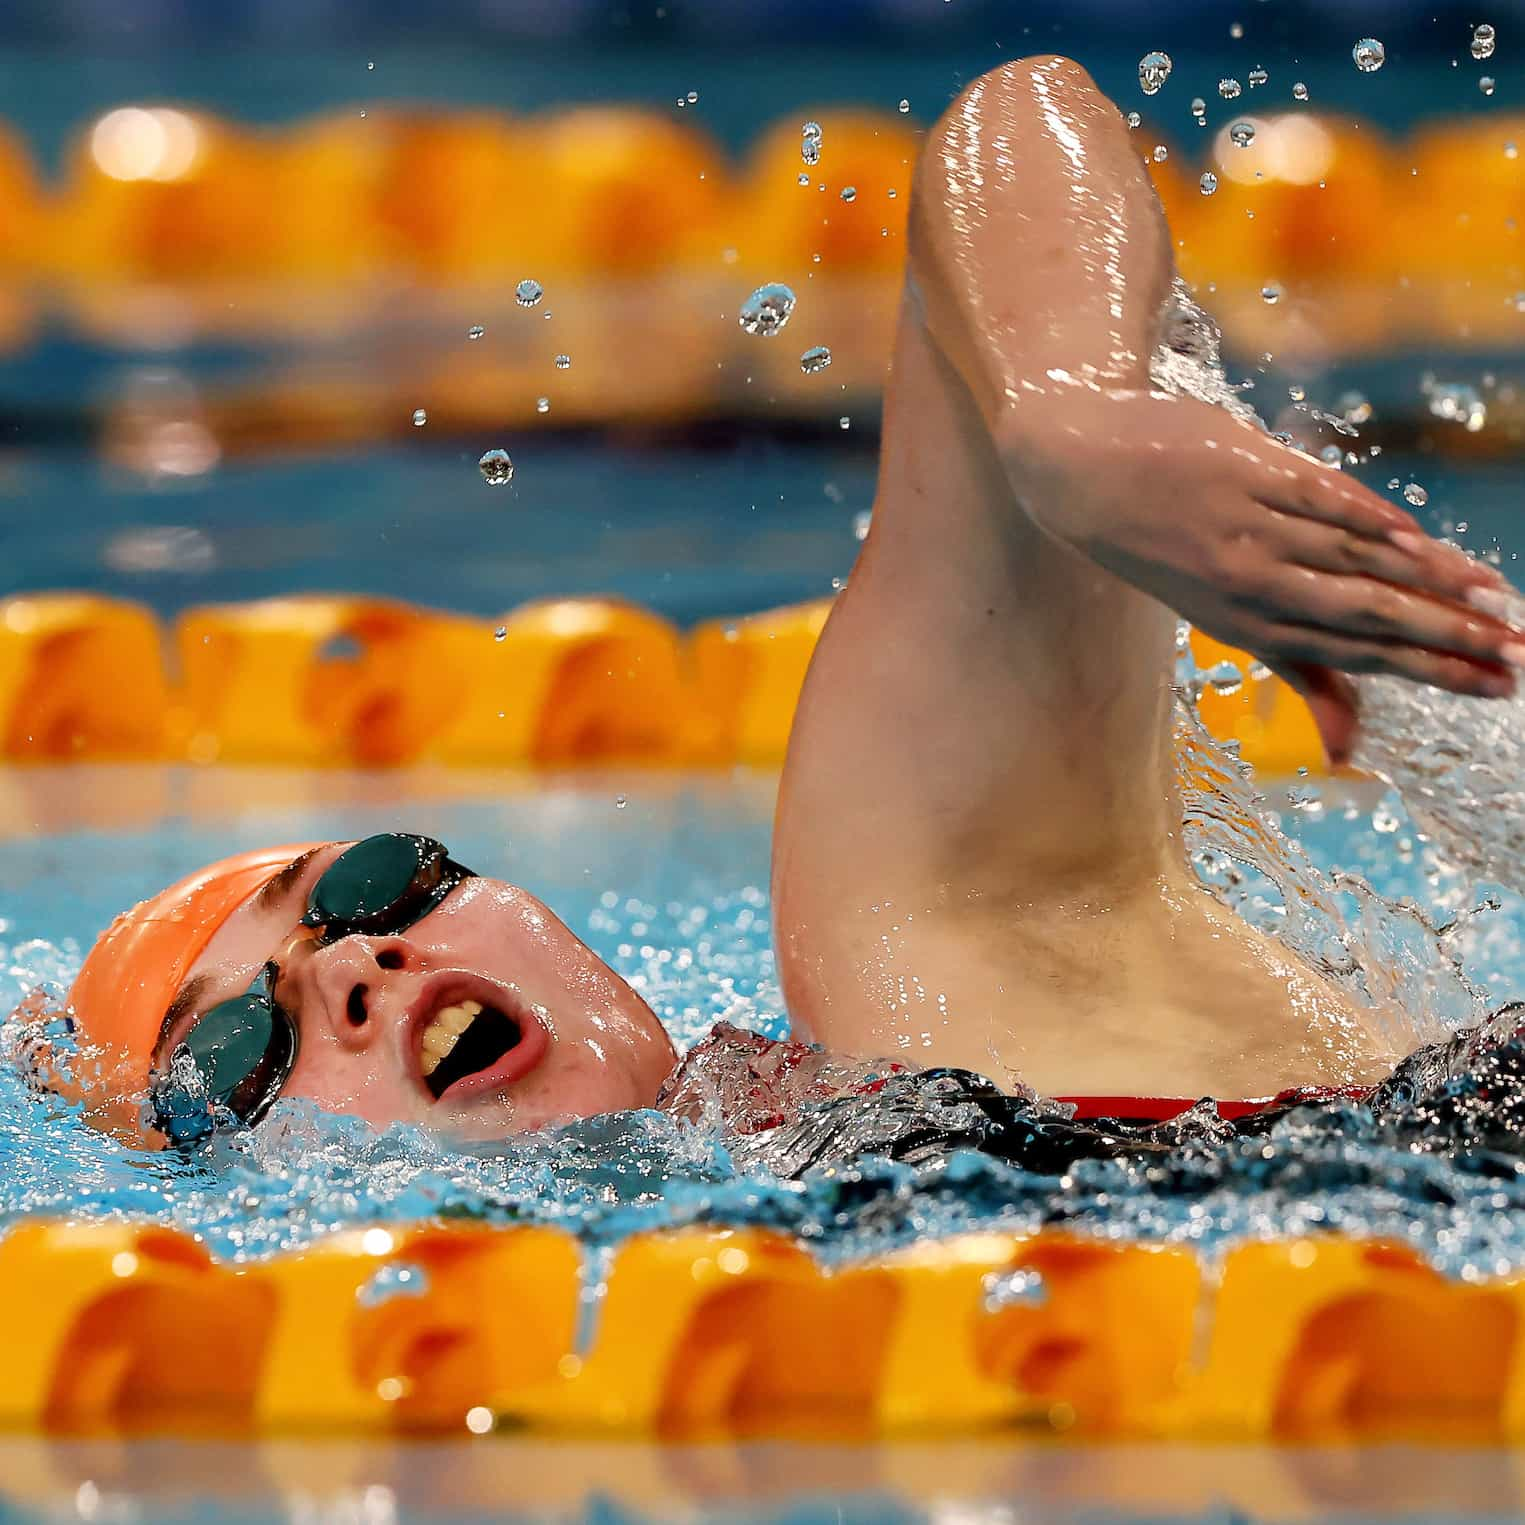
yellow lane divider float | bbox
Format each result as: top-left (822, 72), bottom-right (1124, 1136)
top-left (0, 1223), bottom-right (1521, 1438)
top-left (0, 593), bottom-right (1324, 774)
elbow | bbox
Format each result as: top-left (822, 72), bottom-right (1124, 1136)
top-left (910, 54), bottom-right (1118, 262)
top-left (933, 55), bottom-right (1108, 145)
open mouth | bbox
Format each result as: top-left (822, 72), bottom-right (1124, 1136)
top-left (420, 999), bottom-right (525, 1100)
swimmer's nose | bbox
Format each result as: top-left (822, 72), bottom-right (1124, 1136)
top-left (278, 934), bottom-right (416, 1049)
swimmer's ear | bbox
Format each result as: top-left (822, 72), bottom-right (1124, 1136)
top-left (1270, 660), bottom-right (1360, 771)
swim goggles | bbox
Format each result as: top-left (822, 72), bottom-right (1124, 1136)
top-left (152, 832), bottom-right (476, 1135)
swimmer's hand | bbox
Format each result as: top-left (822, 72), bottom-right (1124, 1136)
top-left (1006, 389), bottom-right (1523, 766)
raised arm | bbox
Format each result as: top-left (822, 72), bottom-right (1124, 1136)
top-left (772, 57), bottom-right (1520, 1068)
top-left (911, 58), bottom-right (1520, 756)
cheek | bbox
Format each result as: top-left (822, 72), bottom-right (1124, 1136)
top-left (282, 1037), bottom-right (425, 1125)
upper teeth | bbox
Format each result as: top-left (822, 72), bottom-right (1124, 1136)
top-left (420, 1000), bottom-right (482, 1076)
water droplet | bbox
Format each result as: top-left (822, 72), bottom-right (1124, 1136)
top-left (1352, 37), bottom-right (1386, 72)
top-left (1199, 170), bottom-right (1218, 195)
top-left (1229, 120), bottom-right (1256, 147)
top-left (536, 396), bottom-right (550, 414)
top-left (356, 1262), bottom-right (430, 1307)
top-left (1152, 144), bottom-right (1169, 162)
top-left (478, 448), bottom-right (514, 486)
top-left (467, 324), bottom-right (485, 340)
top-left (839, 416), bottom-right (851, 430)
top-left (1403, 482), bottom-right (1429, 506)
top-left (800, 344), bottom-right (832, 374)
top-left (1126, 110), bottom-right (1142, 129)
top-left (1219, 77), bottom-right (1242, 99)
top-left (1472, 23), bottom-right (1496, 60)
top-left (1138, 50), bottom-right (1173, 96)
top-left (1288, 384), bottom-right (1306, 401)
top-left (1372, 801), bottom-right (1401, 834)
top-left (1424, 380), bottom-right (1487, 431)
top-left (840, 185), bottom-right (857, 202)
top-left (1481, 75), bottom-right (1497, 96)
top-left (1261, 282), bottom-right (1282, 304)
top-left (614, 794), bottom-right (627, 810)
top-left (554, 354), bottom-right (571, 369)
top-left (1507, 142), bottom-right (1519, 159)
top-left (1248, 66), bottom-right (1268, 88)
top-left (411, 408), bottom-right (427, 427)
top-left (898, 98), bottom-right (911, 113)
top-left (686, 90), bottom-right (699, 104)
top-left (738, 282), bottom-right (797, 337)
top-left (1207, 659), bottom-right (1244, 696)
top-left (853, 509), bottom-right (873, 542)
top-left (1512, 292), bottom-right (1525, 312)
top-left (1292, 81), bottom-right (1309, 101)
top-left (1320, 443), bottom-right (1344, 465)
top-left (367, 60), bottom-right (375, 70)
top-left (1229, 20), bottom-right (1244, 38)
top-left (982, 1266), bottom-right (1045, 1312)
top-left (493, 626), bottom-right (506, 641)
top-left (1191, 96), bottom-right (1207, 123)
top-left (1339, 390), bottom-right (1373, 424)
top-left (515, 278), bottom-right (544, 308)
top-left (801, 120), bottom-right (822, 166)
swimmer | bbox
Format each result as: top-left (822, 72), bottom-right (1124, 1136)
top-left (42, 56), bottom-right (1525, 1146)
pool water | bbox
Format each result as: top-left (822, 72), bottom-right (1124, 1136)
top-left (1, 756), bottom-right (1523, 1277)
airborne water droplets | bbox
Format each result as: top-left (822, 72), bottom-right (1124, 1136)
top-left (467, 324), bottom-right (485, 341)
top-left (1472, 23), bottom-right (1497, 60)
top-left (1403, 482), bottom-right (1429, 507)
top-left (1199, 171), bottom-right (1218, 195)
top-left (801, 121), bottom-right (822, 166)
top-left (1138, 51), bottom-right (1172, 96)
top-left (478, 448), bottom-right (514, 486)
top-left (1352, 38), bottom-right (1386, 72)
top-left (739, 282), bottom-right (797, 337)
top-left (1218, 78), bottom-right (1242, 100)
top-left (1229, 120), bottom-right (1256, 148)
top-left (515, 278), bottom-right (544, 308)
top-left (800, 345), bottom-right (832, 374)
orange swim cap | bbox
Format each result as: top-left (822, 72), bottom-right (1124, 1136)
top-left (64, 843), bottom-right (326, 1140)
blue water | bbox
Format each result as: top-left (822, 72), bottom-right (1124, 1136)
top-left (1, 757), bottom-right (1523, 1278)
top-left (0, 444), bottom-right (1516, 626)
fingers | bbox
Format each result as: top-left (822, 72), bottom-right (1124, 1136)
top-left (1256, 566), bottom-right (1524, 669)
top-left (1270, 661), bottom-right (1360, 768)
top-left (1265, 509), bottom-right (1511, 613)
top-left (1255, 455), bottom-right (1513, 596)
top-left (1255, 618), bottom-right (1517, 699)
top-left (1255, 453), bottom-right (1421, 541)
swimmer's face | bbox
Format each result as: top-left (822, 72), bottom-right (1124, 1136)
top-left (156, 845), bottom-right (677, 1142)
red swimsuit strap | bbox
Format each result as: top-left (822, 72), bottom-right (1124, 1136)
top-left (1055, 1086), bottom-right (1372, 1124)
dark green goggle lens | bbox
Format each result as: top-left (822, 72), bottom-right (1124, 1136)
top-left (302, 833), bottom-right (458, 934)
top-left (179, 979), bottom-right (295, 1125)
